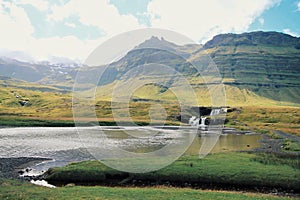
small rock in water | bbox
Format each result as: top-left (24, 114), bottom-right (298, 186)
top-left (25, 168), bottom-right (31, 172)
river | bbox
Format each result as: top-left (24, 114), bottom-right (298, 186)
top-left (0, 127), bottom-right (261, 175)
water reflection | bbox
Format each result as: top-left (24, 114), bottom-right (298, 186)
top-left (185, 134), bottom-right (261, 155)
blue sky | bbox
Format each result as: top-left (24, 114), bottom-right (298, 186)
top-left (0, 0), bottom-right (299, 61)
top-left (249, 0), bottom-right (300, 36)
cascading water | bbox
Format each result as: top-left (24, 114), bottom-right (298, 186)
top-left (200, 116), bottom-right (206, 126)
top-left (210, 108), bottom-right (221, 116)
top-left (188, 116), bottom-right (196, 125)
top-left (188, 108), bottom-right (224, 127)
top-left (188, 116), bottom-right (199, 126)
top-left (188, 116), bottom-right (206, 127)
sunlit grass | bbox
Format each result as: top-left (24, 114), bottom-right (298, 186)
top-left (226, 106), bottom-right (300, 136)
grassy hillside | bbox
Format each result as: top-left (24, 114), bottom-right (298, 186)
top-left (0, 77), bottom-right (73, 120)
top-left (93, 77), bottom-right (298, 107)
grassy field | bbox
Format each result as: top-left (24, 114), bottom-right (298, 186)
top-left (226, 106), bottom-right (300, 136)
top-left (1, 84), bottom-right (299, 125)
top-left (1, 179), bottom-right (297, 200)
top-left (44, 152), bottom-right (300, 192)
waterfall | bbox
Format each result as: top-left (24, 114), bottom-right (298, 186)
top-left (189, 116), bottom-right (207, 127)
top-left (200, 117), bottom-right (207, 126)
top-left (210, 108), bottom-right (221, 116)
top-left (188, 116), bottom-right (199, 126)
top-left (188, 116), bottom-right (196, 125)
top-left (188, 108), bottom-right (225, 128)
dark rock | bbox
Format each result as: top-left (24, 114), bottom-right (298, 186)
top-left (25, 168), bottom-right (31, 172)
top-left (18, 100), bottom-right (27, 106)
top-left (176, 114), bottom-right (191, 123)
top-left (17, 170), bottom-right (24, 175)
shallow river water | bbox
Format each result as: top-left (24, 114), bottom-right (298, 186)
top-left (0, 127), bottom-right (261, 175)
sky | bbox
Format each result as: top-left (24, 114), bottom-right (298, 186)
top-left (0, 0), bottom-right (299, 62)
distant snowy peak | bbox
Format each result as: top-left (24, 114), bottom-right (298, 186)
top-left (0, 49), bottom-right (82, 68)
top-left (46, 56), bottom-right (82, 67)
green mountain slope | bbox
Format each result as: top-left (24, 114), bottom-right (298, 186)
top-left (0, 31), bottom-right (299, 107)
top-left (91, 31), bottom-right (300, 106)
top-left (0, 32), bottom-right (299, 132)
top-left (197, 31), bottom-right (300, 104)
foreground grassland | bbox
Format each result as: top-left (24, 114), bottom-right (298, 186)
top-left (1, 179), bottom-right (296, 200)
top-left (45, 152), bottom-right (300, 191)
top-left (1, 152), bottom-right (297, 199)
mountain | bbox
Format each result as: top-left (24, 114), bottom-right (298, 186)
top-left (203, 31), bottom-right (300, 48)
top-left (0, 31), bottom-right (299, 106)
top-left (76, 36), bottom-right (201, 87)
top-left (0, 57), bottom-right (79, 89)
top-left (135, 36), bottom-right (200, 56)
top-left (197, 31), bottom-right (300, 104)
top-left (136, 36), bottom-right (179, 52)
top-left (91, 31), bottom-right (300, 105)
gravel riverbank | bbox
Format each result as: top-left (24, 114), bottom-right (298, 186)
top-left (254, 132), bottom-right (300, 155)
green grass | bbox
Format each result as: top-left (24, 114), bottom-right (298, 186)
top-left (282, 139), bottom-right (300, 152)
top-left (0, 117), bottom-right (75, 127)
top-left (45, 152), bottom-right (300, 191)
top-left (0, 116), bottom-right (179, 127)
top-left (0, 179), bottom-right (297, 200)
top-left (251, 153), bottom-right (300, 168)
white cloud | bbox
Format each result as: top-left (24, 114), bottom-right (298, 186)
top-left (48, 0), bottom-right (144, 37)
top-left (259, 18), bottom-right (265, 25)
top-left (0, 0), bottom-right (145, 61)
top-left (297, 1), bottom-right (300, 11)
top-left (15, 0), bottom-right (49, 11)
top-left (0, 1), bottom-right (104, 61)
top-left (0, 2), bottom-right (35, 50)
top-left (147, 0), bottom-right (280, 43)
top-left (30, 36), bottom-right (105, 61)
top-left (0, 0), bottom-right (284, 61)
top-left (283, 28), bottom-right (299, 37)
top-left (65, 22), bottom-right (76, 28)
